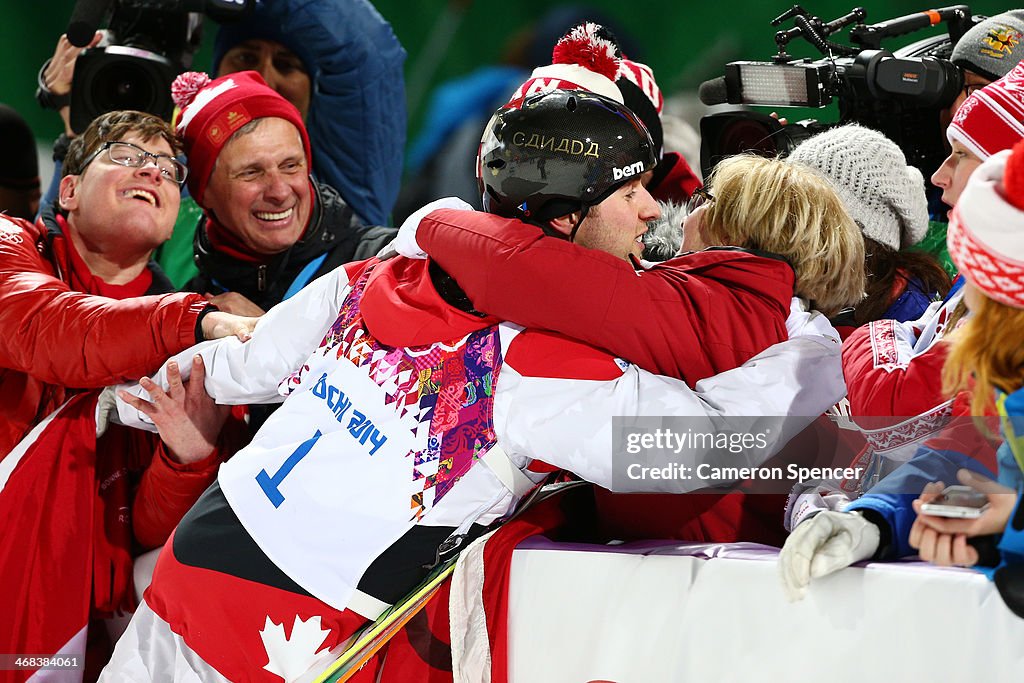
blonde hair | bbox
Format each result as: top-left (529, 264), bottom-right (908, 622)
top-left (943, 292), bottom-right (1024, 415)
top-left (702, 154), bottom-right (865, 316)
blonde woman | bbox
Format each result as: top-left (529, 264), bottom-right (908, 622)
top-left (680, 153), bottom-right (865, 319)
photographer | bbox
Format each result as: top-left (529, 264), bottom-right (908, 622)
top-left (944, 10), bottom-right (1024, 128)
top-left (914, 10), bottom-right (1024, 273)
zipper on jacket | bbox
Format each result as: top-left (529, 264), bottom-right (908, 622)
top-left (257, 265), bottom-right (267, 292)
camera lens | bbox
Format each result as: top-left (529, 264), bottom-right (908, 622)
top-left (70, 47), bottom-right (178, 134)
top-left (95, 63), bottom-right (156, 112)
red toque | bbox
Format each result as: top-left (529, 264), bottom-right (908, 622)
top-left (947, 60), bottom-right (1024, 161)
top-left (507, 22), bottom-right (623, 103)
top-left (172, 70), bottom-right (312, 204)
top-left (947, 141), bottom-right (1024, 309)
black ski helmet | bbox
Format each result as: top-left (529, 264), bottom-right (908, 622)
top-left (477, 89), bottom-right (657, 222)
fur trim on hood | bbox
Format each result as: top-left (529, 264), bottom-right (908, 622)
top-left (642, 200), bottom-right (686, 262)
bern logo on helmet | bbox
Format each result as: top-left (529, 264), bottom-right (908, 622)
top-left (612, 160), bottom-right (646, 181)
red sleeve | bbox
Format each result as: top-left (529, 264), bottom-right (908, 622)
top-left (419, 209), bottom-right (698, 378)
top-left (842, 320), bottom-right (950, 418)
top-left (132, 411), bottom-right (249, 549)
top-left (0, 217), bottom-right (208, 388)
top-left (418, 209), bottom-right (792, 383)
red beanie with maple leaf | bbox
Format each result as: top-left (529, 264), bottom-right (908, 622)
top-left (171, 70), bottom-right (312, 204)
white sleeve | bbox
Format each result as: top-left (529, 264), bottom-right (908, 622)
top-left (113, 267), bottom-right (353, 430)
top-left (495, 336), bottom-right (845, 493)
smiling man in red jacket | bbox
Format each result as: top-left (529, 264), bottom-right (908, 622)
top-left (0, 110), bottom-right (253, 680)
top-left (0, 111), bottom-right (252, 455)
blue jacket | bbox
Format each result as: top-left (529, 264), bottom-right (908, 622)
top-left (988, 389), bottom-right (1024, 577)
top-left (848, 386), bottom-right (1024, 573)
top-left (846, 446), bottom-right (995, 558)
top-left (213, 0), bottom-right (407, 226)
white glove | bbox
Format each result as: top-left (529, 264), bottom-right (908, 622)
top-left (785, 297), bottom-right (841, 345)
top-left (95, 385), bottom-right (118, 438)
top-left (778, 510), bottom-right (880, 602)
top-left (376, 196), bottom-right (474, 260)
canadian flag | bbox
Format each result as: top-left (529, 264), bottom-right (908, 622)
top-left (0, 394), bottom-right (107, 682)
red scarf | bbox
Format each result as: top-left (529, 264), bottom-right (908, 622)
top-left (57, 213), bottom-right (153, 297)
top-left (202, 178), bottom-right (316, 264)
top-left (204, 215), bottom-right (264, 264)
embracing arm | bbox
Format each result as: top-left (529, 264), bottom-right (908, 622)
top-left (0, 218), bottom-right (207, 387)
top-left (417, 208), bottom-right (792, 379)
top-left (497, 331), bottom-right (844, 493)
top-left (115, 262), bottom-right (362, 428)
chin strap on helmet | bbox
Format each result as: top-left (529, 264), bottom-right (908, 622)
top-left (568, 203), bottom-right (592, 243)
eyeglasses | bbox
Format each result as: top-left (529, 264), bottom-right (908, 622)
top-left (686, 186), bottom-right (714, 214)
top-left (962, 82), bottom-right (987, 99)
top-left (79, 141), bottom-right (188, 185)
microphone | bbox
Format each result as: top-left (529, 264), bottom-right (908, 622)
top-left (698, 77), bottom-right (730, 106)
top-left (66, 0), bottom-right (112, 47)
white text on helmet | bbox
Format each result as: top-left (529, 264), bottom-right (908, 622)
top-left (612, 160), bottom-right (646, 181)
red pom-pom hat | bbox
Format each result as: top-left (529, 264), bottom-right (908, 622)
top-left (172, 70), bottom-right (311, 204)
top-left (508, 21), bottom-right (623, 103)
top-left (947, 139), bottom-right (1024, 308)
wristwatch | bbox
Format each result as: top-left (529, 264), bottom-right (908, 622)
top-left (35, 59), bottom-right (70, 111)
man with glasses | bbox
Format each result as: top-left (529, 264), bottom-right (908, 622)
top-left (0, 109), bottom-right (256, 676)
top-left (0, 109), bottom-right (254, 456)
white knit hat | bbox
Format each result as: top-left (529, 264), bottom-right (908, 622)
top-left (947, 142), bottom-right (1024, 309)
top-left (787, 124), bottom-right (929, 251)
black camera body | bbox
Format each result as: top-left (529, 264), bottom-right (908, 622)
top-left (700, 5), bottom-right (976, 181)
top-left (67, 0), bottom-right (251, 134)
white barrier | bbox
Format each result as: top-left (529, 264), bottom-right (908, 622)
top-left (507, 540), bottom-right (1024, 683)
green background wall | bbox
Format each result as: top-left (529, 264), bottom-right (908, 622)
top-left (0, 1), bottom-right (1010, 147)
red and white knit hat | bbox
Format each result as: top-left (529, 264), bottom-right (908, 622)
top-left (507, 22), bottom-right (623, 103)
top-left (171, 70), bottom-right (312, 204)
top-left (947, 60), bottom-right (1024, 160)
top-left (618, 58), bottom-right (663, 115)
top-left (947, 139), bottom-right (1024, 308)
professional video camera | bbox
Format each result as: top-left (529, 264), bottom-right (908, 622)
top-left (698, 5), bottom-right (978, 181)
top-left (54, 0), bottom-right (252, 134)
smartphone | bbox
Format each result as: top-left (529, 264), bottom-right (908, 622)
top-left (919, 485), bottom-right (990, 519)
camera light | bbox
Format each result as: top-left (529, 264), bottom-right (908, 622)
top-left (725, 62), bottom-right (831, 108)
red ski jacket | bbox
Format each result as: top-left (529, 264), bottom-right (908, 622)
top-left (414, 208), bottom-right (800, 544)
top-left (0, 211), bottom-right (208, 456)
